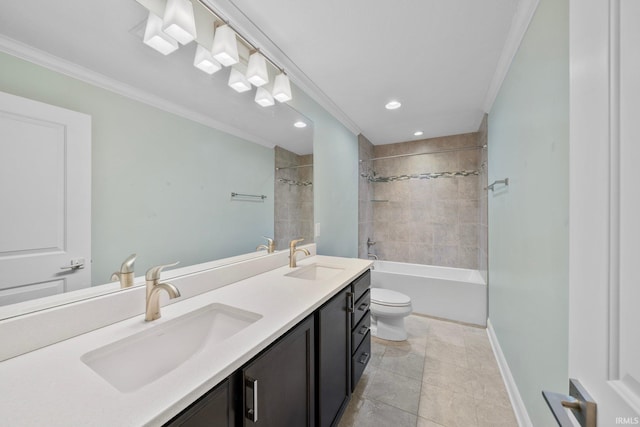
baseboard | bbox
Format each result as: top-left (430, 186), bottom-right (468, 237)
top-left (486, 319), bottom-right (533, 427)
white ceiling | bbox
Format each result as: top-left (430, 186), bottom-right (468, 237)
top-left (0, 0), bottom-right (521, 152)
top-left (221, 0), bottom-right (520, 145)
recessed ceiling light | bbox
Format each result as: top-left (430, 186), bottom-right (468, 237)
top-left (294, 121), bottom-right (307, 128)
top-left (414, 131), bottom-right (424, 136)
top-left (385, 100), bottom-right (402, 110)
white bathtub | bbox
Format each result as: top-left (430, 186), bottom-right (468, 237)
top-left (371, 260), bottom-right (487, 326)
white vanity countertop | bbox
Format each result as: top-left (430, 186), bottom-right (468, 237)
top-left (0, 255), bottom-right (371, 426)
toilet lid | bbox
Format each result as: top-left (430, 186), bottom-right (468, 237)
top-left (370, 288), bottom-right (411, 307)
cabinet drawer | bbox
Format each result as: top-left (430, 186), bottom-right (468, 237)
top-left (351, 331), bottom-right (371, 392)
top-left (352, 270), bottom-right (371, 302)
top-left (351, 289), bottom-right (370, 327)
top-left (351, 310), bottom-right (370, 354)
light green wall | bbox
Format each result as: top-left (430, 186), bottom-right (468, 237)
top-left (0, 52), bottom-right (274, 285)
top-left (291, 87), bottom-right (358, 257)
top-left (488, 0), bottom-right (569, 425)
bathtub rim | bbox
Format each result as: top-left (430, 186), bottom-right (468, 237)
top-left (372, 260), bottom-right (486, 286)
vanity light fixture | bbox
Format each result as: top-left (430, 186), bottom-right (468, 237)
top-left (137, 0), bottom-right (293, 105)
top-left (294, 121), bottom-right (307, 128)
top-left (255, 87), bottom-right (275, 107)
top-left (385, 100), bottom-right (402, 110)
top-left (246, 52), bottom-right (269, 87)
top-left (162, 0), bottom-right (197, 45)
top-left (414, 131), bottom-right (424, 136)
top-left (228, 67), bottom-right (252, 93)
top-left (143, 12), bottom-right (179, 55)
top-left (272, 73), bottom-right (292, 102)
top-left (193, 44), bottom-right (222, 74)
top-left (212, 24), bottom-right (239, 66)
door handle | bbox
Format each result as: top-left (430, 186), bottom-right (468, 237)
top-left (347, 292), bottom-right (355, 313)
top-left (542, 379), bottom-right (596, 427)
top-left (358, 352), bottom-right (371, 365)
top-left (60, 258), bottom-right (85, 270)
top-left (245, 377), bottom-right (258, 423)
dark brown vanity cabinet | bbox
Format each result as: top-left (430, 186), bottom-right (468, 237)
top-left (165, 269), bottom-right (371, 427)
top-left (241, 314), bottom-right (315, 427)
top-left (316, 286), bottom-right (351, 427)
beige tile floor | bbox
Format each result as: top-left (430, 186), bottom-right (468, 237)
top-left (338, 315), bottom-right (518, 427)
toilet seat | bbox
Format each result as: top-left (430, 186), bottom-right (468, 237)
top-left (371, 288), bottom-right (411, 307)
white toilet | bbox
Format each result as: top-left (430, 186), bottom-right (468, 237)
top-left (370, 288), bottom-right (412, 341)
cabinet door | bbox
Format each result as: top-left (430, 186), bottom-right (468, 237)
top-left (317, 287), bottom-right (351, 427)
top-left (165, 379), bottom-right (229, 426)
top-left (243, 315), bottom-right (315, 427)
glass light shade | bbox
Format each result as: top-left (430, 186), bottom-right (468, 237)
top-left (228, 68), bottom-right (251, 93)
top-left (255, 87), bottom-right (275, 107)
top-left (194, 45), bottom-right (222, 75)
top-left (272, 73), bottom-right (292, 102)
top-left (246, 52), bottom-right (269, 87)
top-left (294, 121), bottom-right (307, 128)
top-left (162, 0), bottom-right (197, 45)
top-left (143, 12), bottom-right (179, 55)
top-left (212, 25), bottom-right (239, 66)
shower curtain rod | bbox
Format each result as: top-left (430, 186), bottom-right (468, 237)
top-left (360, 144), bottom-right (487, 162)
top-left (275, 164), bottom-right (313, 171)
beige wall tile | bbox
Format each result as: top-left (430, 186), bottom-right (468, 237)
top-left (363, 132), bottom-right (484, 268)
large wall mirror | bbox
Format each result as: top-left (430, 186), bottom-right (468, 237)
top-left (0, 0), bottom-right (314, 319)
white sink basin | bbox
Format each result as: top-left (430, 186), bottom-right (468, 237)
top-left (285, 263), bottom-right (344, 281)
top-left (81, 303), bottom-right (261, 393)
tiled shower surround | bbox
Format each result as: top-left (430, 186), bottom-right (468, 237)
top-left (274, 146), bottom-right (313, 251)
top-left (359, 131), bottom-right (488, 270)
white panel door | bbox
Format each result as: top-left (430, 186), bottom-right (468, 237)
top-left (568, 0), bottom-right (640, 424)
top-left (0, 91), bottom-right (91, 306)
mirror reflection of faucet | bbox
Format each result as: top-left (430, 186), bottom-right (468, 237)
top-left (111, 254), bottom-right (137, 288)
top-left (145, 262), bottom-right (181, 321)
top-left (289, 238), bottom-right (310, 268)
top-left (256, 236), bottom-right (275, 253)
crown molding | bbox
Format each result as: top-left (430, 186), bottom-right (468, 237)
top-left (482, 0), bottom-right (540, 113)
top-left (0, 34), bottom-right (275, 149)
top-left (204, 0), bottom-right (362, 136)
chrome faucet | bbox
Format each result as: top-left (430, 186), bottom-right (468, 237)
top-left (145, 262), bottom-right (181, 321)
top-left (256, 236), bottom-right (275, 253)
top-left (111, 253), bottom-right (137, 288)
top-left (289, 238), bottom-right (310, 268)
top-left (366, 239), bottom-right (378, 260)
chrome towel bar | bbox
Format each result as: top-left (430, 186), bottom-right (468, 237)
top-left (231, 192), bottom-right (267, 201)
